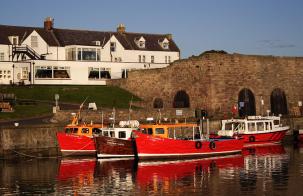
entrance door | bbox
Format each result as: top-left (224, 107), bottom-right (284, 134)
top-left (270, 88), bottom-right (288, 115)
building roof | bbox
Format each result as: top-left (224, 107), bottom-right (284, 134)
top-left (0, 24), bottom-right (180, 52)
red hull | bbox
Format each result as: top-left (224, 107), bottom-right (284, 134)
top-left (241, 130), bottom-right (287, 146)
top-left (57, 132), bottom-right (96, 156)
top-left (134, 131), bottom-right (244, 159)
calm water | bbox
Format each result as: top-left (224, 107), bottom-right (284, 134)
top-left (1, 143), bottom-right (303, 196)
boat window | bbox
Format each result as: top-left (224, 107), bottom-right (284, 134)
top-left (194, 127), bottom-right (201, 139)
top-left (248, 123), bottom-right (256, 132)
top-left (265, 122), bottom-right (271, 130)
top-left (273, 120), bottom-right (280, 126)
top-left (72, 128), bottom-right (78, 134)
top-left (93, 128), bottom-right (101, 134)
top-left (110, 131), bottom-right (115, 137)
top-left (118, 131), bottom-right (126, 138)
top-left (65, 128), bottom-right (72, 133)
top-left (155, 128), bottom-right (165, 134)
top-left (81, 128), bottom-right (89, 134)
top-left (141, 128), bottom-right (147, 134)
top-left (103, 131), bottom-right (109, 136)
top-left (257, 122), bottom-right (264, 131)
top-left (147, 128), bottom-right (153, 135)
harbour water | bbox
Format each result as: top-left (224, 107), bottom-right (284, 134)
top-left (1, 143), bottom-right (303, 195)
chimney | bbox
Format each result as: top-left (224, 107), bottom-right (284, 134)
top-left (44, 17), bottom-right (54, 31)
top-left (117, 24), bottom-right (126, 34)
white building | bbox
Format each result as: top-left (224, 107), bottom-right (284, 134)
top-left (0, 17), bottom-right (180, 85)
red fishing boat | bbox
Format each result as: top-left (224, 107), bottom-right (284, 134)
top-left (217, 116), bottom-right (289, 146)
top-left (94, 121), bottom-right (139, 158)
top-left (134, 123), bottom-right (244, 159)
top-left (56, 110), bottom-right (104, 156)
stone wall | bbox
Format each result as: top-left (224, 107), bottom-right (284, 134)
top-left (108, 53), bottom-right (303, 119)
top-left (0, 125), bottom-right (63, 159)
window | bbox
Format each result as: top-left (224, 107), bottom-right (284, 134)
top-left (121, 69), bottom-right (128, 78)
top-left (110, 42), bottom-right (116, 52)
top-left (248, 123), bottom-right (256, 132)
top-left (81, 128), bottom-right (89, 134)
top-left (142, 55), bottom-right (146, 63)
top-left (88, 67), bottom-right (111, 80)
top-left (93, 128), bottom-right (101, 134)
top-left (118, 131), bottom-right (126, 138)
top-left (151, 55), bottom-right (154, 63)
top-left (168, 56), bottom-right (171, 63)
top-left (21, 67), bottom-right (28, 79)
top-left (141, 128), bottom-right (147, 134)
top-left (67, 47), bottom-right (100, 61)
top-left (110, 131), bottom-right (115, 137)
top-left (257, 122), bottom-right (264, 131)
top-left (147, 128), bottom-right (153, 135)
top-left (35, 66), bottom-right (70, 79)
top-left (139, 40), bottom-right (145, 48)
top-left (165, 56), bottom-right (168, 63)
top-left (0, 53), bottom-right (4, 61)
top-left (31, 36), bottom-right (38, 48)
top-left (72, 128), bottom-right (78, 134)
top-left (138, 55), bottom-right (142, 63)
top-left (162, 42), bottom-right (169, 49)
top-left (155, 128), bottom-right (165, 134)
top-left (9, 36), bottom-right (19, 45)
top-left (103, 131), bottom-right (109, 137)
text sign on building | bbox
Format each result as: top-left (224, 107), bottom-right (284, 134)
top-left (176, 109), bottom-right (183, 116)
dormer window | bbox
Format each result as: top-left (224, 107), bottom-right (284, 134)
top-left (9, 36), bottom-right (19, 45)
top-left (135, 36), bottom-right (146, 49)
top-left (159, 38), bottom-right (169, 50)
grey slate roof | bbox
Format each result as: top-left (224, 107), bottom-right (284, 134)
top-left (0, 24), bottom-right (179, 52)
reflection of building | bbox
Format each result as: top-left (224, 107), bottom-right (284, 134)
top-left (111, 52), bottom-right (303, 117)
top-left (0, 17), bottom-right (180, 85)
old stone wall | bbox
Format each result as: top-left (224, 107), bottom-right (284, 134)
top-left (0, 124), bottom-right (63, 159)
top-left (108, 53), bottom-right (303, 119)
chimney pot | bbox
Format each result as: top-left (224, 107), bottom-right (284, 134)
top-left (44, 17), bottom-right (54, 31)
top-left (117, 24), bottom-right (126, 34)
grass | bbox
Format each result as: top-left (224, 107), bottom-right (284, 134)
top-left (0, 85), bottom-right (141, 120)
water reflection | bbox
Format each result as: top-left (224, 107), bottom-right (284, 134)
top-left (1, 144), bottom-right (301, 195)
top-left (241, 144), bottom-right (289, 195)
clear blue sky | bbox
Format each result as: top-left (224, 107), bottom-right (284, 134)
top-left (1, 0), bottom-right (302, 58)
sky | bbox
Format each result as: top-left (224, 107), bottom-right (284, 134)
top-left (0, 0), bottom-right (302, 58)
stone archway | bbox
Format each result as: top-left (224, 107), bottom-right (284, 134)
top-left (238, 88), bottom-right (256, 117)
top-left (173, 90), bottom-right (190, 108)
top-left (270, 88), bottom-right (288, 115)
top-left (153, 98), bottom-right (163, 109)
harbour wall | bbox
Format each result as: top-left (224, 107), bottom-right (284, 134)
top-left (0, 124), bottom-right (63, 159)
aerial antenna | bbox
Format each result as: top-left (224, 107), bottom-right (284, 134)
top-left (128, 96), bottom-right (133, 122)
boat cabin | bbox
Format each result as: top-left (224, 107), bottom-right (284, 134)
top-left (139, 123), bottom-right (202, 140)
top-left (98, 127), bottom-right (135, 140)
top-left (64, 124), bottom-right (103, 137)
top-left (220, 116), bottom-right (283, 134)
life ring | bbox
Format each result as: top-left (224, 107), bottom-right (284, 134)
top-left (209, 141), bottom-right (216, 150)
top-left (195, 141), bottom-right (202, 149)
top-left (249, 136), bottom-right (255, 142)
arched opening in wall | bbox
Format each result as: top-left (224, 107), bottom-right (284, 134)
top-left (270, 88), bottom-right (288, 115)
top-left (153, 98), bottom-right (163, 109)
top-left (173, 90), bottom-right (190, 108)
top-left (238, 88), bottom-right (256, 117)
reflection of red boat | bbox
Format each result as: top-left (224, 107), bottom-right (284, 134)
top-left (134, 123), bottom-right (244, 159)
top-left (242, 144), bottom-right (286, 156)
top-left (218, 116), bottom-right (289, 146)
top-left (58, 158), bottom-right (96, 180)
top-left (137, 155), bottom-right (244, 186)
top-left (57, 111), bottom-right (104, 156)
